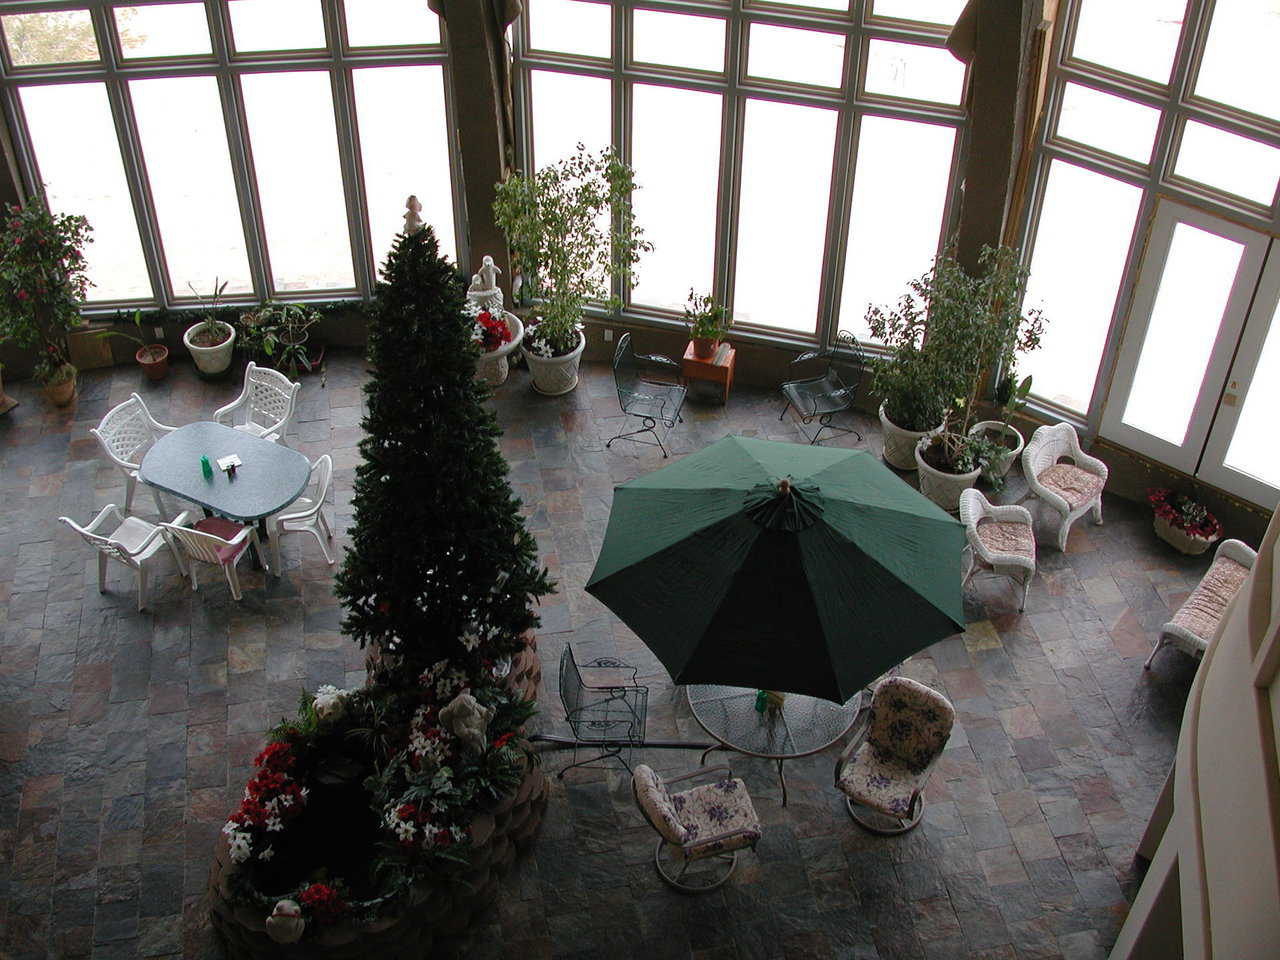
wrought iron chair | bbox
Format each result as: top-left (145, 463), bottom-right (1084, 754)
top-left (91, 393), bottom-right (177, 515)
top-left (213, 361), bottom-right (300, 445)
top-left (605, 333), bottom-right (686, 458)
top-left (557, 644), bottom-right (648, 777)
top-left (779, 330), bottom-right (866, 445)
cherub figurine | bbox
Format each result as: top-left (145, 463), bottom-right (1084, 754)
top-left (403, 195), bottom-right (423, 234)
top-left (478, 255), bottom-right (501, 291)
top-left (439, 690), bottom-right (495, 753)
top-left (466, 254), bottom-right (504, 311)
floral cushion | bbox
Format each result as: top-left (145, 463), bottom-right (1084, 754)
top-left (671, 777), bottom-right (761, 861)
top-left (976, 519), bottom-right (1035, 559)
top-left (865, 677), bottom-right (954, 772)
top-left (632, 765), bottom-right (686, 845)
top-left (1037, 462), bottom-right (1105, 509)
top-left (1170, 555), bottom-right (1249, 642)
top-left (837, 741), bottom-right (930, 818)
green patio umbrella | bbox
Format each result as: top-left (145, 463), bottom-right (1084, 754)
top-left (585, 435), bottom-right (966, 704)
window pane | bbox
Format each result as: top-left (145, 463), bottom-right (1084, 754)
top-left (228, 0), bottom-right (325, 52)
top-left (760, 0), bottom-right (848, 11)
top-left (1195, 0), bottom-right (1280, 122)
top-left (863, 39), bottom-right (964, 105)
top-left (1121, 223), bottom-right (1243, 445)
top-left (354, 66), bottom-right (456, 267)
top-left (531, 70), bottom-right (611, 168)
top-left (1225, 299), bottom-right (1280, 487)
top-left (345, 0), bottom-right (440, 47)
top-left (130, 77), bottom-right (252, 296)
top-left (633, 10), bottom-right (724, 72)
top-left (747, 24), bottom-right (845, 88)
top-left (528, 0), bottom-right (609, 58)
top-left (1021, 161), bottom-right (1142, 413)
top-left (1071, 0), bottom-right (1185, 84)
top-left (871, 0), bottom-right (966, 26)
top-left (20, 84), bottom-right (151, 301)
top-left (1174, 121), bottom-right (1280, 206)
top-left (840, 117), bottom-right (955, 344)
top-left (116, 4), bottom-right (211, 59)
top-left (1055, 83), bottom-right (1160, 163)
top-left (734, 100), bottom-right (837, 332)
top-left (631, 84), bottom-right (721, 312)
top-left (2, 10), bottom-right (99, 66)
top-left (240, 72), bottom-right (354, 291)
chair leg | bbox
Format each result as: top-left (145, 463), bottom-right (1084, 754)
top-left (606, 417), bottom-right (669, 457)
top-left (272, 528), bottom-right (283, 578)
top-left (225, 563), bottom-right (243, 601)
top-left (1092, 497), bottom-right (1104, 525)
top-left (960, 550), bottom-right (977, 591)
top-left (319, 510), bottom-right (333, 540)
top-left (313, 526), bottom-right (335, 565)
top-left (149, 485), bottom-right (166, 517)
top-left (778, 398), bottom-right (792, 422)
top-left (124, 473), bottom-right (137, 513)
top-left (189, 563), bottom-right (199, 593)
top-left (1018, 573), bottom-right (1031, 613)
top-left (1056, 514), bottom-right (1071, 552)
top-left (1144, 637), bottom-right (1166, 670)
top-left (98, 553), bottom-right (109, 593)
top-left (136, 564), bottom-right (148, 612)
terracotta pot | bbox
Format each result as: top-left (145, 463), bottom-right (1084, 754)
top-left (43, 370), bottom-right (77, 407)
top-left (692, 336), bottom-right (717, 359)
top-left (136, 344), bottom-right (169, 381)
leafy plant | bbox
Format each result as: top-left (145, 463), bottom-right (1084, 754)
top-left (93, 308), bottom-right (166, 362)
top-left (0, 197), bottom-right (91, 384)
top-left (237, 301), bottom-right (319, 375)
top-left (493, 143), bottom-right (651, 357)
top-left (684, 289), bottom-right (731, 341)
top-left (186, 277), bottom-right (231, 346)
top-left (1148, 488), bottom-right (1222, 540)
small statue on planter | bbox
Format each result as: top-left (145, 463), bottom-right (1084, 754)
top-left (266, 900), bottom-right (305, 944)
top-left (440, 690), bottom-right (496, 753)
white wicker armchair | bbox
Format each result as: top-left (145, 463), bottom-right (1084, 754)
top-left (1145, 538), bottom-right (1256, 668)
top-left (959, 488), bottom-right (1036, 612)
top-left (1022, 423), bottom-right (1108, 551)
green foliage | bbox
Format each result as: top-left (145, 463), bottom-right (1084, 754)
top-left (493, 143), bottom-right (651, 357)
top-left (236, 301), bottom-right (320, 375)
top-left (684, 289), bottom-right (731, 341)
top-left (0, 197), bottom-right (92, 384)
top-left (186, 278), bottom-right (232, 345)
top-left (333, 224), bottom-right (552, 688)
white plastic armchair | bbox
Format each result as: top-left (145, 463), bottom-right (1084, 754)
top-left (213, 362), bottom-right (300, 444)
top-left (91, 393), bottom-right (178, 514)
top-left (59, 505), bottom-right (190, 611)
top-left (1145, 538), bottom-right (1256, 668)
top-left (270, 454), bottom-right (335, 574)
top-left (160, 517), bottom-right (265, 601)
top-left (1022, 423), bottom-right (1109, 551)
top-left (959, 488), bottom-right (1037, 612)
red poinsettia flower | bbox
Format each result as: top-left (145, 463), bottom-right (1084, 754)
top-left (254, 742), bottom-right (294, 773)
top-left (492, 732), bottom-right (514, 750)
top-left (299, 883), bottom-right (346, 923)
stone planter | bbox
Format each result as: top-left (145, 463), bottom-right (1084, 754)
top-left (524, 330), bottom-right (585, 396)
top-left (476, 312), bottom-right (524, 387)
top-left (184, 320), bottom-right (237, 377)
top-left (968, 420), bottom-right (1024, 481)
top-left (1153, 515), bottom-right (1218, 556)
top-left (915, 438), bottom-right (980, 514)
top-left (137, 344), bottom-right (169, 381)
top-left (879, 404), bottom-right (943, 471)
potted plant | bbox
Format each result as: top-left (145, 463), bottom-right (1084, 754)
top-left (685, 289), bottom-right (730, 358)
top-left (969, 373), bottom-right (1032, 482)
top-left (183, 278), bottom-right (236, 377)
top-left (94, 309), bottom-right (169, 380)
top-left (493, 143), bottom-right (651, 396)
top-left (0, 197), bottom-right (92, 407)
top-left (1148, 488), bottom-right (1223, 555)
top-left (464, 298), bottom-right (524, 387)
top-left (238, 301), bottom-right (320, 377)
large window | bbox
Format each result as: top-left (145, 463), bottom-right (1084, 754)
top-left (0, 0), bottom-right (458, 307)
top-left (513, 0), bottom-right (965, 343)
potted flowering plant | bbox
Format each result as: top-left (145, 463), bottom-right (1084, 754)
top-left (463, 298), bottom-right (524, 387)
top-left (0, 197), bottom-right (92, 406)
top-left (494, 143), bottom-right (650, 395)
top-left (183, 277), bottom-right (236, 376)
top-left (1148, 488), bottom-right (1223, 555)
top-left (685, 289), bottom-right (731, 358)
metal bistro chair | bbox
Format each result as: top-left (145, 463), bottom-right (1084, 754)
top-left (605, 333), bottom-right (686, 458)
top-left (557, 645), bottom-right (648, 777)
top-left (779, 330), bottom-right (865, 445)
top-left (213, 361), bottom-right (300, 444)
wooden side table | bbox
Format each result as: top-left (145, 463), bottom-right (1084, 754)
top-left (682, 341), bottom-right (736, 404)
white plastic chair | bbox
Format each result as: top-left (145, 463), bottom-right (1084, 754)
top-left (161, 517), bottom-right (266, 601)
top-left (1145, 538), bottom-right (1256, 668)
top-left (270, 454), bottom-right (335, 574)
top-left (59, 505), bottom-right (190, 611)
top-left (212, 362), bottom-right (300, 444)
top-left (91, 393), bottom-right (177, 514)
top-left (959, 488), bottom-right (1037, 611)
top-left (1022, 423), bottom-right (1109, 551)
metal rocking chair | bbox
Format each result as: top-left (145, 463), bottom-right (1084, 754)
top-left (605, 333), bottom-right (686, 458)
top-left (779, 330), bottom-right (865, 445)
top-left (557, 645), bottom-right (649, 777)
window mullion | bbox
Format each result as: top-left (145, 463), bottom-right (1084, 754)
top-left (715, 0), bottom-right (745, 323)
top-left (322, 0), bottom-right (370, 299)
top-left (613, 0), bottom-right (627, 312)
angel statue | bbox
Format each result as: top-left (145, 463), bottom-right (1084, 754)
top-left (466, 254), bottom-right (504, 312)
top-left (403, 195), bottom-right (423, 235)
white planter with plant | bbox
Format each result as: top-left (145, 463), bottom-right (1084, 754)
top-left (183, 279), bottom-right (236, 376)
top-left (916, 437), bottom-right (982, 513)
top-left (968, 420), bottom-right (1024, 479)
top-left (879, 404), bottom-right (943, 471)
top-left (494, 143), bottom-right (651, 396)
top-left (467, 306), bottom-right (524, 387)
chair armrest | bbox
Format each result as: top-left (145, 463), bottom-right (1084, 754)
top-left (122, 524), bottom-right (170, 557)
top-left (1023, 458), bottom-right (1070, 515)
top-left (666, 765), bottom-right (734, 786)
top-left (211, 399), bottom-right (239, 424)
top-left (1218, 539), bottom-right (1257, 569)
top-left (130, 393), bottom-right (178, 434)
top-left (985, 503), bottom-right (1034, 526)
top-left (83, 503), bottom-right (127, 533)
top-left (682, 824), bottom-right (759, 852)
top-left (833, 714), bottom-right (871, 787)
top-left (791, 350), bottom-right (822, 366)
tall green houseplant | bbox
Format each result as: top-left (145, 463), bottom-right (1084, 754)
top-left (493, 143), bottom-right (651, 358)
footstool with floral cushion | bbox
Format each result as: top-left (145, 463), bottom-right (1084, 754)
top-left (1023, 422), bottom-right (1109, 551)
top-left (834, 676), bottom-right (955, 835)
top-left (631, 764), bottom-right (762, 892)
top-left (1145, 538), bottom-right (1256, 669)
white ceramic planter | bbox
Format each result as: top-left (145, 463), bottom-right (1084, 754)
top-left (475, 313), bottom-right (525, 387)
top-left (968, 420), bottom-right (1025, 481)
top-left (524, 330), bottom-right (585, 396)
top-left (183, 320), bottom-right (237, 376)
top-left (879, 404), bottom-right (943, 471)
top-left (915, 437), bottom-right (980, 513)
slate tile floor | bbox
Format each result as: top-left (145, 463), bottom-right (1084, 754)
top-left (0, 350), bottom-right (1208, 959)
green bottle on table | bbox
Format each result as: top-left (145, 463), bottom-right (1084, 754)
top-left (200, 455), bottom-right (213, 480)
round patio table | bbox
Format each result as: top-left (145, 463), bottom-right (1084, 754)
top-left (686, 684), bottom-right (863, 806)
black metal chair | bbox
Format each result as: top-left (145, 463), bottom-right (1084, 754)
top-left (605, 333), bottom-right (686, 458)
top-left (557, 645), bottom-right (649, 777)
top-left (779, 330), bottom-right (865, 445)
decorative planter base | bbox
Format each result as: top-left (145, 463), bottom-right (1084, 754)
top-left (1153, 515), bottom-right (1217, 556)
top-left (879, 405), bottom-right (943, 471)
top-left (524, 331), bottom-right (585, 396)
top-left (915, 439), bottom-right (980, 514)
top-left (475, 313), bottom-right (524, 388)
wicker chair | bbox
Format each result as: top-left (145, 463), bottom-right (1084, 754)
top-left (835, 676), bottom-right (954, 835)
top-left (556, 645), bottom-right (648, 777)
top-left (604, 333), bottom-right (686, 458)
top-left (778, 330), bottom-right (865, 445)
top-left (959, 488), bottom-right (1037, 612)
top-left (1145, 538), bottom-right (1256, 668)
top-left (1022, 423), bottom-right (1108, 551)
top-left (632, 764), bottom-right (761, 893)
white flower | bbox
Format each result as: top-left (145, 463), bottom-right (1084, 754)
top-left (259, 845), bottom-right (274, 862)
top-left (265, 815), bottom-right (284, 833)
top-left (492, 656), bottom-right (512, 679)
top-left (226, 829), bottom-right (253, 863)
top-left (460, 630), bottom-right (481, 652)
top-left (313, 685), bottom-right (349, 723)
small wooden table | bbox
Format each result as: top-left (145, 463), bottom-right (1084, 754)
top-left (681, 341), bottom-right (736, 404)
